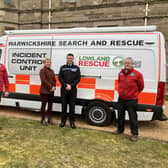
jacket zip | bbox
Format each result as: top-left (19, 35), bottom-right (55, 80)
top-left (123, 74), bottom-right (127, 99)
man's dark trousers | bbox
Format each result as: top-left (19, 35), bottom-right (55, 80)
top-left (117, 98), bottom-right (138, 135)
top-left (61, 88), bottom-right (77, 121)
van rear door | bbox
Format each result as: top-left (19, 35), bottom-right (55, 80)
top-left (6, 35), bottom-right (53, 100)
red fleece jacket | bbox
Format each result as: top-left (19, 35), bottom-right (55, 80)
top-left (118, 68), bottom-right (144, 100)
top-left (0, 64), bottom-right (9, 92)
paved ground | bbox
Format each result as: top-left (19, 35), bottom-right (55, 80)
top-left (0, 102), bottom-right (168, 141)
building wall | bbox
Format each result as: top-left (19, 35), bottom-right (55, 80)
top-left (0, 0), bottom-right (168, 93)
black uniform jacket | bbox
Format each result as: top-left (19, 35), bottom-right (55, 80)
top-left (58, 63), bottom-right (81, 89)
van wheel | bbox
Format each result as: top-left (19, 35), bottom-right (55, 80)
top-left (85, 101), bottom-right (112, 126)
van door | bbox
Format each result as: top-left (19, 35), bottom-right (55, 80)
top-left (5, 35), bottom-right (53, 109)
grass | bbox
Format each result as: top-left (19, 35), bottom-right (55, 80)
top-left (165, 95), bottom-right (168, 101)
top-left (0, 116), bottom-right (168, 168)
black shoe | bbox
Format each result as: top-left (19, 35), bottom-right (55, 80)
top-left (59, 120), bottom-right (66, 128)
top-left (41, 120), bottom-right (47, 126)
top-left (70, 120), bottom-right (76, 129)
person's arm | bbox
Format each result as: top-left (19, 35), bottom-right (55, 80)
top-left (58, 66), bottom-right (66, 88)
top-left (117, 73), bottom-right (121, 92)
top-left (3, 67), bottom-right (9, 92)
top-left (71, 67), bottom-right (81, 88)
top-left (52, 70), bottom-right (56, 86)
top-left (40, 69), bottom-right (52, 90)
top-left (137, 73), bottom-right (144, 92)
top-left (50, 70), bottom-right (56, 92)
top-left (118, 73), bottom-right (120, 83)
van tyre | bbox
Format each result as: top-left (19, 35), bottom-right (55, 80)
top-left (85, 101), bottom-right (111, 126)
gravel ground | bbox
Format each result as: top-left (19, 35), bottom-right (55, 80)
top-left (0, 102), bottom-right (168, 141)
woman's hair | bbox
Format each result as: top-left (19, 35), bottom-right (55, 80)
top-left (44, 58), bottom-right (51, 63)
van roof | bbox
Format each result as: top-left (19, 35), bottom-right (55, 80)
top-left (5, 26), bottom-right (157, 35)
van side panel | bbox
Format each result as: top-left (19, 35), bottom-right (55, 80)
top-left (51, 33), bottom-right (159, 106)
top-left (0, 32), bottom-right (165, 121)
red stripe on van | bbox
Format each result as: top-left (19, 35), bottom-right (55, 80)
top-left (138, 92), bottom-right (156, 105)
top-left (9, 83), bottom-right (16, 92)
top-left (8, 32), bottom-right (157, 38)
top-left (16, 75), bottom-right (30, 84)
top-left (115, 80), bottom-right (118, 90)
top-left (95, 89), bottom-right (114, 101)
top-left (30, 85), bottom-right (40, 95)
top-left (55, 76), bottom-right (61, 87)
top-left (78, 78), bottom-right (96, 89)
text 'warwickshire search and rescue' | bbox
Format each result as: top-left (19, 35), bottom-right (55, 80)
top-left (8, 39), bottom-right (144, 74)
top-left (8, 39), bottom-right (144, 48)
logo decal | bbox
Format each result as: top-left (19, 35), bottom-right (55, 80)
top-left (112, 57), bottom-right (124, 67)
top-left (130, 73), bottom-right (135, 76)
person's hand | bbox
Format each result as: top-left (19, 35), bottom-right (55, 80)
top-left (51, 86), bottom-right (56, 92)
top-left (4, 92), bottom-right (9, 97)
top-left (66, 84), bottom-right (71, 91)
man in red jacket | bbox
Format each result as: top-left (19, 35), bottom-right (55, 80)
top-left (0, 63), bottom-right (9, 130)
top-left (114, 57), bottom-right (144, 141)
top-left (0, 63), bottom-right (9, 99)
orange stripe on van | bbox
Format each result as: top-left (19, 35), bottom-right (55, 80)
top-left (78, 78), bottom-right (96, 89)
top-left (55, 76), bottom-right (61, 87)
top-left (16, 75), bottom-right (30, 84)
top-left (30, 85), bottom-right (40, 95)
top-left (9, 83), bottom-right (16, 92)
top-left (95, 89), bottom-right (114, 101)
top-left (115, 80), bottom-right (118, 90)
top-left (138, 92), bottom-right (156, 105)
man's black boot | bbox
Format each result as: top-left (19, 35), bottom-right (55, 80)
top-left (59, 120), bottom-right (66, 127)
top-left (70, 120), bottom-right (76, 129)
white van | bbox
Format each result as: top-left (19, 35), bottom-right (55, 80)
top-left (0, 26), bottom-right (167, 126)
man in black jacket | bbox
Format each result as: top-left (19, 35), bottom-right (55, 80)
top-left (59, 53), bottom-right (81, 128)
